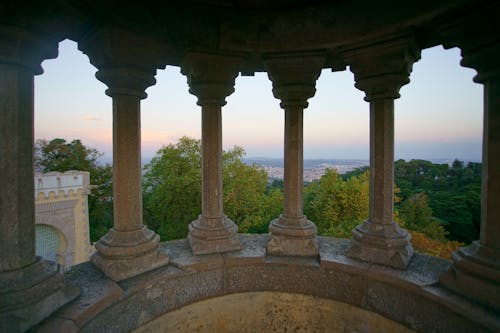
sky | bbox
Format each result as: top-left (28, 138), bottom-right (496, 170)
top-left (34, 40), bottom-right (483, 162)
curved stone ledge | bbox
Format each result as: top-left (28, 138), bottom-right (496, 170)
top-left (36, 235), bottom-right (499, 333)
top-left (132, 291), bottom-right (416, 333)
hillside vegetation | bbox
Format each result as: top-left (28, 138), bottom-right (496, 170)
top-left (36, 137), bottom-right (479, 258)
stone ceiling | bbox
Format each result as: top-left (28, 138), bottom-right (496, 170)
top-left (0, 0), bottom-right (480, 71)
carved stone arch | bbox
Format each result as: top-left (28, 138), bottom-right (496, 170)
top-left (36, 199), bottom-right (78, 270)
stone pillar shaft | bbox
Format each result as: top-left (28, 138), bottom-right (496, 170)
top-left (201, 103), bottom-right (224, 220)
top-left (264, 55), bottom-right (323, 258)
top-left (187, 101), bottom-right (240, 254)
top-left (347, 96), bottom-right (413, 268)
top-left (0, 64), bottom-right (35, 271)
top-left (283, 107), bottom-right (304, 219)
top-left (182, 53), bottom-right (242, 255)
top-left (113, 95), bottom-right (142, 232)
top-left (344, 37), bottom-right (419, 269)
top-left (187, 101), bottom-right (241, 254)
top-left (481, 77), bottom-right (500, 249)
top-left (91, 88), bottom-right (169, 281)
top-left (267, 105), bottom-right (318, 257)
top-left (437, 8), bottom-right (500, 309)
top-left (76, 27), bottom-right (173, 281)
top-left (369, 99), bottom-right (394, 226)
top-left (79, 27), bottom-right (170, 281)
top-left (0, 28), bottom-right (78, 331)
top-left (440, 76), bottom-right (500, 310)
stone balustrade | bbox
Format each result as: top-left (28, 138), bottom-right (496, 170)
top-left (37, 235), bottom-right (499, 332)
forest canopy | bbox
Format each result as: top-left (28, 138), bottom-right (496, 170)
top-left (36, 137), bottom-right (480, 258)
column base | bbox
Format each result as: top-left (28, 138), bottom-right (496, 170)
top-left (188, 215), bottom-right (241, 255)
top-left (267, 215), bottom-right (318, 257)
top-left (92, 226), bottom-right (169, 281)
top-left (0, 257), bottom-right (80, 332)
top-left (440, 241), bottom-right (500, 310)
top-left (347, 220), bottom-right (413, 269)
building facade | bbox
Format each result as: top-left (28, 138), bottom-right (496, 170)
top-left (35, 171), bottom-right (92, 271)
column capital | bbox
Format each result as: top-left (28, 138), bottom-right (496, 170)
top-left (0, 24), bottom-right (58, 74)
top-left (342, 36), bottom-right (420, 102)
top-left (181, 52), bottom-right (242, 106)
top-left (264, 54), bottom-right (324, 109)
top-left (437, 3), bottom-right (500, 83)
top-left (79, 27), bottom-right (168, 99)
top-left (95, 67), bottom-right (156, 99)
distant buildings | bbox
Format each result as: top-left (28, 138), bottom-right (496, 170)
top-left (253, 159), bottom-right (370, 182)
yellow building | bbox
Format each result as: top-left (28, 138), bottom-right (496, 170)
top-left (35, 171), bottom-right (92, 271)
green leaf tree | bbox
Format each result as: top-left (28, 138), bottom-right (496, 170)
top-left (399, 192), bottom-right (433, 231)
top-left (223, 147), bottom-right (282, 234)
top-left (142, 136), bottom-right (283, 240)
top-left (394, 159), bottom-right (481, 243)
top-left (304, 169), bottom-right (369, 238)
top-left (142, 137), bottom-right (202, 240)
top-left (398, 192), bottom-right (447, 240)
top-left (35, 138), bottom-right (113, 242)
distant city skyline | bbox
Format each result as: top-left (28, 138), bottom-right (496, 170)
top-left (35, 40), bottom-right (483, 162)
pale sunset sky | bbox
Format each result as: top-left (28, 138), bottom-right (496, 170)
top-left (34, 40), bottom-right (483, 162)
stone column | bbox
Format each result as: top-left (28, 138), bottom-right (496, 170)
top-left (438, 7), bottom-right (500, 310)
top-left (79, 28), bottom-right (169, 281)
top-left (264, 55), bottom-right (324, 257)
top-left (0, 25), bottom-right (78, 332)
top-left (181, 53), bottom-right (242, 255)
top-left (343, 37), bottom-right (420, 268)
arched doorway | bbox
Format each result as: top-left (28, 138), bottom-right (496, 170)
top-left (35, 224), bottom-right (66, 267)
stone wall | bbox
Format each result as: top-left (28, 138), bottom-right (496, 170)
top-left (133, 292), bottom-right (416, 333)
top-left (37, 235), bottom-right (499, 333)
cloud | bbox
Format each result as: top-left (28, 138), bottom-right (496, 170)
top-left (141, 130), bottom-right (182, 147)
top-left (81, 115), bottom-right (102, 121)
top-left (141, 130), bottom-right (193, 157)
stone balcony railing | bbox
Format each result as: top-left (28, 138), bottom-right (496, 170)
top-left (35, 235), bottom-right (499, 333)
